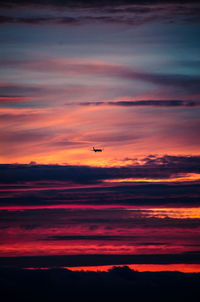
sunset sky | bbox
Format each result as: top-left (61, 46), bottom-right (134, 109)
top-left (0, 0), bottom-right (200, 272)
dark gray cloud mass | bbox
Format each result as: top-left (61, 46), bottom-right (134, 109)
top-left (0, 155), bottom-right (200, 206)
top-left (0, 15), bottom-right (80, 25)
top-left (1, 183), bottom-right (199, 206)
top-left (0, 252), bottom-right (200, 268)
top-left (1, 155), bottom-right (200, 184)
top-left (0, 0), bottom-right (200, 27)
top-left (1, 0), bottom-right (199, 8)
top-left (0, 205), bottom-right (199, 230)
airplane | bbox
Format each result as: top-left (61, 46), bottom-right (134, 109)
top-left (92, 147), bottom-right (103, 152)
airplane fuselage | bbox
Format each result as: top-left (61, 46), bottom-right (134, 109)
top-left (93, 147), bottom-right (102, 152)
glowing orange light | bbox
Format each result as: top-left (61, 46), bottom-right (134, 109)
top-left (65, 264), bottom-right (200, 273)
top-left (104, 173), bottom-right (200, 183)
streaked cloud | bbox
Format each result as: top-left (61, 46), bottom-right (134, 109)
top-left (75, 99), bottom-right (200, 107)
top-left (2, 59), bottom-right (200, 94)
top-left (1, 1), bottom-right (200, 26)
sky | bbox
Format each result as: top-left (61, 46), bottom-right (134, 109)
top-left (0, 0), bottom-right (200, 273)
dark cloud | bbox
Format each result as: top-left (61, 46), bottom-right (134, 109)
top-left (45, 235), bottom-right (167, 242)
top-left (78, 100), bottom-right (200, 107)
top-left (0, 156), bottom-right (200, 206)
top-left (0, 84), bottom-right (44, 97)
top-left (0, 14), bottom-right (189, 26)
top-left (143, 154), bottom-right (200, 168)
top-left (0, 164), bottom-right (107, 185)
top-left (1, 0), bottom-right (199, 8)
top-left (0, 205), bottom-right (200, 231)
top-left (0, 84), bottom-right (65, 97)
top-left (0, 1), bottom-right (200, 27)
top-left (0, 1), bottom-right (182, 6)
top-left (1, 155), bottom-right (200, 184)
top-left (0, 252), bottom-right (200, 268)
top-left (0, 181), bottom-right (200, 206)
top-left (122, 71), bottom-right (200, 94)
top-left (1, 185), bottom-right (199, 206)
top-left (0, 15), bottom-right (80, 25)
top-left (47, 235), bottom-right (130, 240)
top-left (67, 213), bottom-right (200, 229)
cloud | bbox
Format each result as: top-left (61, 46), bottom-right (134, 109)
top-left (0, 14), bottom-right (183, 26)
top-left (0, 1), bottom-right (200, 27)
top-left (0, 130), bottom-right (50, 144)
top-left (0, 84), bottom-right (43, 96)
top-left (2, 59), bottom-right (200, 94)
top-left (0, 252), bottom-right (200, 268)
top-left (1, 182), bottom-right (199, 206)
top-left (0, 0), bottom-right (187, 8)
top-left (45, 235), bottom-right (167, 242)
top-left (1, 205), bottom-right (199, 257)
top-left (1, 155), bottom-right (200, 184)
top-left (0, 96), bottom-right (35, 103)
top-left (1, 1), bottom-right (200, 10)
top-left (0, 15), bottom-right (80, 25)
top-left (77, 100), bottom-right (200, 107)
top-left (0, 156), bottom-right (200, 206)
top-left (0, 83), bottom-right (71, 98)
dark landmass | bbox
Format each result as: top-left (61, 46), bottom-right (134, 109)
top-left (0, 266), bottom-right (200, 302)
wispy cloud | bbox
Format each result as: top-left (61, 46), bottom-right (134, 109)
top-left (2, 59), bottom-right (200, 94)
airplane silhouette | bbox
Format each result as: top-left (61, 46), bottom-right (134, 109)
top-left (92, 147), bottom-right (103, 152)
